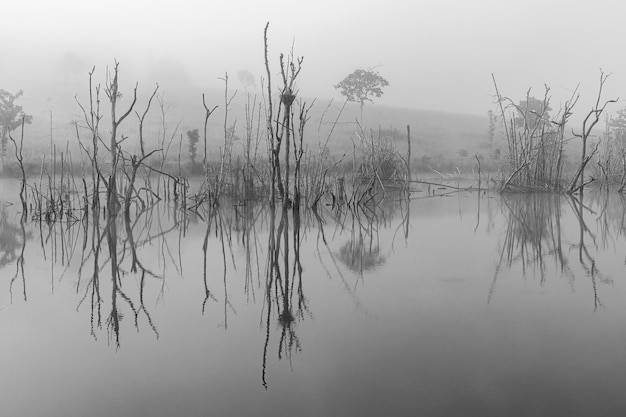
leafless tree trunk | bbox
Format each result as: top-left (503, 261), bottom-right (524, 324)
top-left (8, 117), bottom-right (27, 218)
top-left (104, 61), bottom-right (137, 214)
top-left (567, 70), bottom-right (617, 194)
top-left (202, 94), bottom-right (218, 167)
top-left (136, 84), bottom-right (159, 158)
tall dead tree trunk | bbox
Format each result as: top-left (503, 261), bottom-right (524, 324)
top-left (264, 23), bottom-right (305, 207)
top-left (567, 70), bottom-right (617, 194)
top-left (104, 62), bottom-right (137, 214)
top-left (278, 51), bottom-right (303, 207)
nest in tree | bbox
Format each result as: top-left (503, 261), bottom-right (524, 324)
top-left (281, 88), bottom-right (296, 106)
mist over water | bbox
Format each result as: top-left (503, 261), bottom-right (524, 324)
top-left (4, 1), bottom-right (626, 415)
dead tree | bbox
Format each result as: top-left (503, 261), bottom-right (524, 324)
top-left (136, 84), bottom-right (159, 158)
top-left (104, 61), bottom-right (137, 214)
top-left (263, 22), bottom-right (305, 207)
top-left (567, 70), bottom-right (618, 194)
top-left (201, 94), bottom-right (218, 167)
top-left (264, 22), bottom-right (282, 204)
top-left (75, 67), bottom-right (103, 211)
top-left (8, 117), bottom-right (27, 218)
top-left (493, 74), bottom-right (579, 192)
top-left (216, 73), bottom-right (238, 201)
top-left (279, 52), bottom-right (303, 207)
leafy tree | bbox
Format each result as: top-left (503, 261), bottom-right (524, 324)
top-left (0, 90), bottom-right (32, 172)
top-left (237, 70), bottom-right (256, 92)
top-left (187, 128), bottom-right (200, 166)
top-left (335, 69), bottom-right (389, 123)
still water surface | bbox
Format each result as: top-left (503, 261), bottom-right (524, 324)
top-left (1, 179), bottom-right (626, 416)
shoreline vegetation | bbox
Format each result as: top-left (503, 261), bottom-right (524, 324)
top-left (0, 24), bottom-right (625, 228)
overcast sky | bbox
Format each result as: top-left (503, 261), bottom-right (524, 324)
top-left (3, 0), bottom-right (626, 116)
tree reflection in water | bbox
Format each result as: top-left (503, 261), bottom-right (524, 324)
top-left (0, 204), bottom-right (31, 302)
top-left (68, 181), bottom-right (186, 348)
top-left (12, 174), bottom-right (626, 402)
top-left (261, 203), bottom-right (308, 388)
top-left (200, 205), bottom-right (238, 329)
top-left (337, 238), bottom-right (386, 273)
top-left (2, 177), bottom-right (414, 388)
top-left (491, 191), bottom-right (618, 310)
top-left (334, 204), bottom-right (395, 275)
top-left (259, 197), bottom-right (408, 387)
top-left (0, 205), bottom-right (29, 270)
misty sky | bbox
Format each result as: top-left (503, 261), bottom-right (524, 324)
top-left (3, 0), bottom-right (626, 116)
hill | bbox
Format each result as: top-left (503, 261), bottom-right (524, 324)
top-left (10, 81), bottom-right (494, 173)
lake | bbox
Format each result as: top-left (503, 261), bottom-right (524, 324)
top-left (1, 178), bottom-right (625, 416)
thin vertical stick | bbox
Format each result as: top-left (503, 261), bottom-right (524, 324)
top-left (406, 124), bottom-right (411, 187)
top-left (475, 154), bottom-right (481, 190)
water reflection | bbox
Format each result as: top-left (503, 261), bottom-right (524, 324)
top-left (59, 185), bottom-right (188, 347)
top-left (11, 176), bottom-right (626, 415)
top-left (492, 190), bottom-right (617, 310)
top-left (497, 193), bottom-right (566, 279)
top-left (0, 204), bottom-right (30, 270)
top-left (0, 204), bottom-right (30, 302)
top-left (335, 207), bottom-right (387, 274)
top-left (200, 205), bottom-right (239, 327)
top-left (9, 184), bottom-right (626, 339)
top-left (260, 203), bottom-right (304, 387)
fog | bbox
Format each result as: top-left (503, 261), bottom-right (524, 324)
top-left (3, 0), bottom-right (626, 117)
